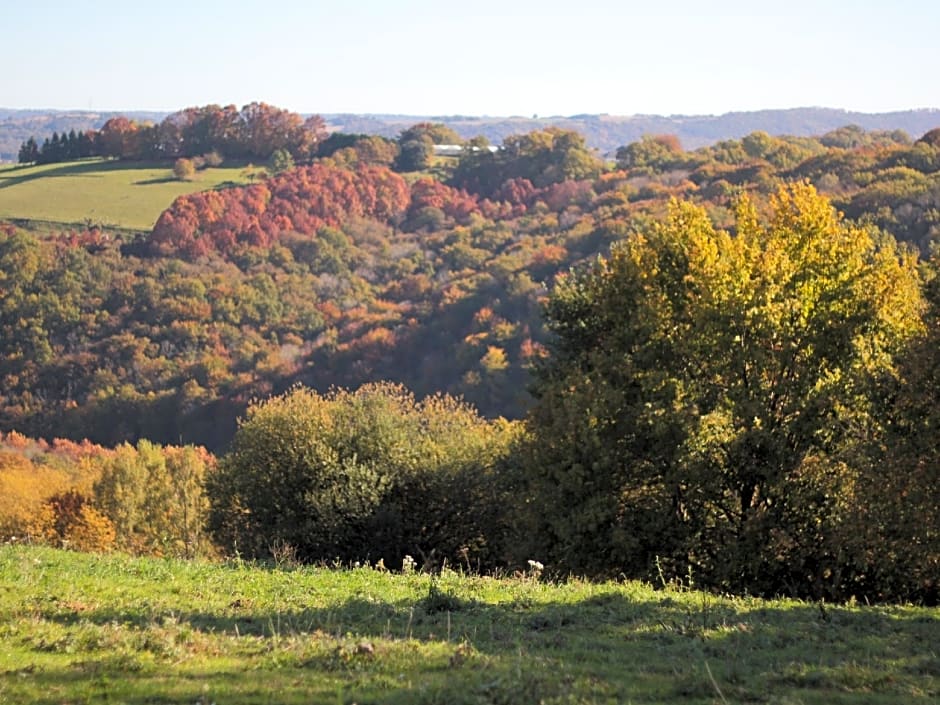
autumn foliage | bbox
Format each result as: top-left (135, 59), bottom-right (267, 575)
top-left (149, 164), bottom-right (414, 258)
top-left (0, 431), bottom-right (213, 557)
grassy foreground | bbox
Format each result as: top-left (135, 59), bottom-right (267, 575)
top-left (0, 159), bottom-right (251, 231)
top-left (0, 546), bottom-right (936, 704)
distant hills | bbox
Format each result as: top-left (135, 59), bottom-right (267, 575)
top-left (2, 106), bottom-right (939, 161)
top-left (323, 108), bottom-right (940, 154)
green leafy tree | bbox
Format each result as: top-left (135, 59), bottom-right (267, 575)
top-left (452, 127), bottom-right (603, 197)
top-left (268, 147), bottom-right (295, 175)
top-left (615, 134), bottom-right (694, 172)
top-left (394, 123), bottom-right (462, 172)
top-left (872, 258), bottom-right (940, 602)
top-left (519, 182), bottom-right (923, 598)
top-left (395, 134), bottom-right (434, 172)
top-left (93, 440), bottom-right (210, 556)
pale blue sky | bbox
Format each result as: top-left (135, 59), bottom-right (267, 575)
top-left (4, 0), bottom-right (936, 116)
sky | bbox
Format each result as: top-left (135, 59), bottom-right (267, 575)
top-left (4, 0), bottom-right (937, 117)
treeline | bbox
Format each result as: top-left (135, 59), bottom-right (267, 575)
top-left (18, 102), bottom-right (327, 165)
top-left (15, 102), bottom-right (483, 170)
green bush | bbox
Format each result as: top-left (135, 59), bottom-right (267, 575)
top-left (207, 383), bottom-right (518, 568)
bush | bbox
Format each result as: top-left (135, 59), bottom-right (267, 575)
top-left (202, 150), bottom-right (224, 168)
top-left (207, 383), bottom-right (518, 568)
top-left (268, 148), bottom-right (295, 175)
top-left (173, 158), bottom-right (196, 181)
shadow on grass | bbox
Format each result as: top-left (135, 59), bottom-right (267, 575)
top-left (23, 586), bottom-right (936, 704)
top-left (0, 159), bottom-right (172, 190)
top-left (133, 176), bottom-right (177, 185)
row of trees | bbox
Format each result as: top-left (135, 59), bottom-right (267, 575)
top-left (17, 102), bottom-right (328, 165)
top-left (0, 432), bottom-right (213, 556)
top-left (18, 130), bottom-right (97, 164)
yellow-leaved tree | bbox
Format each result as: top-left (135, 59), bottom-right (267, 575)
top-left (519, 182), bottom-right (924, 600)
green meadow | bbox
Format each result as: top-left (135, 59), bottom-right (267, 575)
top-left (0, 159), bottom-right (251, 232)
top-left (0, 546), bottom-right (936, 704)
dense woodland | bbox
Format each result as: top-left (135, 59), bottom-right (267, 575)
top-left (2, 106), bottom-right (940, 603)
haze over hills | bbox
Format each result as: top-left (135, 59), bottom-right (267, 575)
top-left (2, 106), bottom-right (940, 161)
top-left (323, 107), bottom-right (940, 153)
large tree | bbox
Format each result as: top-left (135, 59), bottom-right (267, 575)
top-left (451, 127), bottom-right (603, 197)
top-left (519, 182), bottom-right (923, 598)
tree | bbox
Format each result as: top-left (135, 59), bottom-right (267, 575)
top-left (18, 137), bottom-right (39, 164)
top-left (98, 117), bottom-right (140, 159)
top-left (173, 157), bottom-right (196, 181)
top-left (399, 122), bottom-right (463, 147)
top-left (451, 127), bottom-right (603, 197)
top-left (615, 134), bottom-right (687, 172)
top-left (268, 148), bottom-right (295, 175)
top-left (395, 134), bottom-right (434, 172)
top-left (873, 258), bottom-right (940, 602)
top-left (92, 440), bottom-right (210, 556)
top-left (519, 182), bottom-right (923, 598)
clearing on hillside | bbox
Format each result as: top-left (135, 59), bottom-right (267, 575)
top-left (0, 158), bottom-right (252, 231)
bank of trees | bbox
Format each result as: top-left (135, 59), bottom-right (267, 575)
top-left (8, 182), bottom-right (935, 602)
top-left (197, 184), bottom-right (935, 602)
top-left (0, 432), bottom-right (213, 557)
top-left (17, 102), bottom-right (327, 165)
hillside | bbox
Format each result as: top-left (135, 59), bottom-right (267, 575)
top-left (1, 545), bottom-right (935, 704)
top-left (1, 120), bottom-right (939, 605)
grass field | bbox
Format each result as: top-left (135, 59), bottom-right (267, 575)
top-left (0, 159), bottom-right (252, 232)
top-left (0, 546), bottom-right (936, 704)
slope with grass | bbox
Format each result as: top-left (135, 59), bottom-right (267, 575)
top-left (0, 159), bottom-right (251, 231)
top-left (0, 546), bottom-right (936, 704)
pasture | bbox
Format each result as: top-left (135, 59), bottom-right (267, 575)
top-left (0, 159), bottom-right (251, 232)
top-left (0, 546), bottom-right (936, 704)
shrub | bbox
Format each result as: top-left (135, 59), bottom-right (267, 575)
top-left (173, 158), bottom-right (196, 181)
top-left (203, 150), bottom-right (224, 168)
top-left (207, 383), bottom-right (518, 568)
